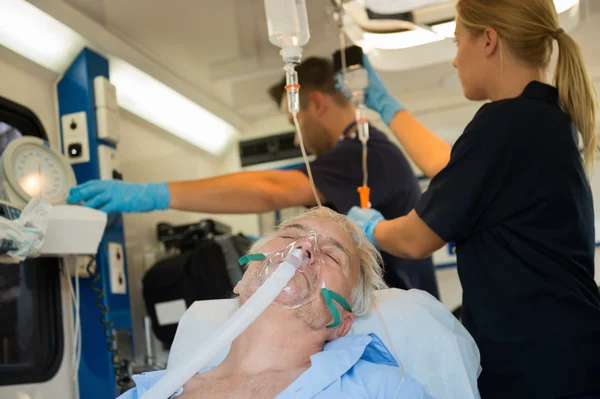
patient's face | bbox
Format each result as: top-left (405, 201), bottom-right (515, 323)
top-left (236, 216), bottom-right (359, 330)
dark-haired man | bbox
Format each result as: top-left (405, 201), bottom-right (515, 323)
top-left (67, 57), bottom-right (439, 297)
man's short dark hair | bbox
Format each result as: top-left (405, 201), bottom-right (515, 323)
top-left (268, 57), bottom-right (348, 109)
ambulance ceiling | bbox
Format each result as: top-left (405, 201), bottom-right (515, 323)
top-left (50, 0), bottom-right (600, 125)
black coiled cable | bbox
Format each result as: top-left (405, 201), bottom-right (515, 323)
top-left (86, 256), bottom-right (133, 391)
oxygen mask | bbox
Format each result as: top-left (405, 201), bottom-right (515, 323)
top-left (238, 230), bottom-right (352, 328)
top-left (239, 231), bottom-right (323, 309)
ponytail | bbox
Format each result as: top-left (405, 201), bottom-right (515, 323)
top-left (554, 32), bottom-right (599, 174)
top-left (457, 0), bottom-right (599, 175)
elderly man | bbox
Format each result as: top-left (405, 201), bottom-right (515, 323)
top-left (119, 208), bottom-right (432, 398)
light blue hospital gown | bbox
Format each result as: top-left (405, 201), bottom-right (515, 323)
top-left (118, 333), bottom-right (434, 398)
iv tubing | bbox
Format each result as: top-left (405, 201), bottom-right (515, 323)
top-left (355, 101), bottom-right (370, 194)
top-left (334, 1), bottom-right (347, 92)
top-left (362, 143), bottom-right (368, 188)
top-left (339, 30), bottom-right (348, 89)
top-left (284, 64), bottom-right (320, 207)
top-left (141, 250), bottom-right (304, 399)
top-left (293, 112), bottom-right (322, 207)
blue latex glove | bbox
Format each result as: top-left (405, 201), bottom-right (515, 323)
top-left (347, 206), bottom-right (385, 246)
top-left (67, 180), bottom-right (170, 213)
top-left (336, 55), bottom-right (405, 125)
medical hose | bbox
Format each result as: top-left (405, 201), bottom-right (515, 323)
top-left (339, 30), bottom-right (347, 89)
top-left (86, 256), bottom-right (132, 391)
top-left (292, 112), bottom-right (322, 207)
top-left (285, 64), bottom-right (321, 208)
top-left (362, 142), bottom-right (368, 188)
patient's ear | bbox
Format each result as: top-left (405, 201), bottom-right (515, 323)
top-left (329, 312), bottom-right (355, 340)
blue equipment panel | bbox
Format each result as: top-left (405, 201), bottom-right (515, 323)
top-left (57, 48), bottom-right (132, 399)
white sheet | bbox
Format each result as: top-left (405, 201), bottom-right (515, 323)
top-left (168, 288), bottom-right (481, 398)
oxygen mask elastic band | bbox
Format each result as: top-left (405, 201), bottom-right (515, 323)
top-left (321, 281), bottom-right (352, 329)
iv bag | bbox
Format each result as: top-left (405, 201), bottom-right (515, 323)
top-left (264, 0), bottom-right (310, 48)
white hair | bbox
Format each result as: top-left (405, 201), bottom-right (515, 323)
top-left (249, 207), bottom-right (387, 316)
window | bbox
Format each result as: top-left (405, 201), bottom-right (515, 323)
top-left (0, 258), bottom-right (63, 384)
top-left (0, 122), bottom-right (23, 157)
top-left (0, 96), bottom-right (63, 385)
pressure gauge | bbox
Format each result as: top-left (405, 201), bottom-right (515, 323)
top-left (0, 137), bottom-right (77, 207)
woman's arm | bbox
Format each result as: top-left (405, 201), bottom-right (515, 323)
top-left (388, 111), bottom-right (451, 179)
top-left (361, 55), bottom-right (451, 178)
top-left (374, 210), bottom-right (446, 259)
top-left (347, 207), bottom-right (445, 259)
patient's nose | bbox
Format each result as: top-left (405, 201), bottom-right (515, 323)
top-left (295, 240), bottom-right (315, 265)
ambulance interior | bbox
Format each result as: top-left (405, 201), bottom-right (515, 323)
top-left (0, 0), bottom-right (598, 398)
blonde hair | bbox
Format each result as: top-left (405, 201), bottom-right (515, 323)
top-left (249, 207), bottom-right (387, 316)
top-left (457, 0), bottom-right (599, 173)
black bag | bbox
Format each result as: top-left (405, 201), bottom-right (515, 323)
top-left (142, 239), bottom-right (235, 348)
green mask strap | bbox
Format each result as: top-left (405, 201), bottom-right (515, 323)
top-left (237, 253), bottom-right (266, 266)
top-left (321, 287), bottom-right (352, 329)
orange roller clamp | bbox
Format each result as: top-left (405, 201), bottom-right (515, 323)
top-left (357, 186), bottom-right (370, 209)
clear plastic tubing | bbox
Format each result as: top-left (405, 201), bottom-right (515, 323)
top-left (141, 249), bottom-right (304, 399)
top-left (264, 0), bottom-right (310, 64)
top-left (346, 67), bottom-right (370, 188)
top-left (264, 0), bottom-right (321, 206)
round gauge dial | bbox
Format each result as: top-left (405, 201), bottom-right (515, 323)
top-left (12, 144), bottom-right (69, 201)
top-left (0, 137), bottom-right (76, 206)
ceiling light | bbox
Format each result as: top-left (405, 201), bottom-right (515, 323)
top-left (431, 21), bottom-right (456, 39)
top-left (0, 0), bottom-right (236, 155)
top-left (431, 0), bottom-right (579, 38)
top-left (351, 0), bottom-right (579, 51)
top-left (110, 60), bottom-right (236, 155)
top-left (363, 28), bottom-right (444, 50)
top-left (0, 0), bottom-right (85, 73)
top-left (554, 0), bottom-right (579, 14)
top-left (363, 0), bottom-right (451, 15)
top-left (430, 0), bottom-right (578, 41)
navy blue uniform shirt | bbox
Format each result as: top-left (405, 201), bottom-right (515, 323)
top-left (296, 125), bottom-right (439, 298)
top-left (416, 81), bottom-right (600, 398)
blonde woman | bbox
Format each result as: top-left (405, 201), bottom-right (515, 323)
top-left (348, 0), bottom-right (600, 397)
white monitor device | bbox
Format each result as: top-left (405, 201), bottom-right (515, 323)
top-left (39, 205), bottom-right (107, 256)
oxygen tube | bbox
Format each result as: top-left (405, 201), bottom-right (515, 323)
top-left (141, 248), bottom-right (306, 399)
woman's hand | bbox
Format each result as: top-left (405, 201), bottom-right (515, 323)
top-left (347, 206), bottom-right (384, 246)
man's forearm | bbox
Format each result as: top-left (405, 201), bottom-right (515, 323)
top-left (389, 110), bottom-right (452, 179)
top-left (167, 171), bottom-right (285, 213)
top-left (167, 170), bottom-right (316, 214)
